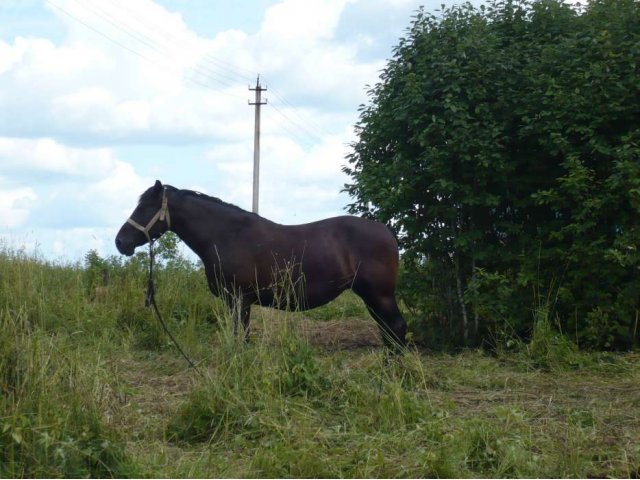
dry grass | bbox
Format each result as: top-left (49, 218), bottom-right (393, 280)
top-left (251, 308), bottom-right (383, 349)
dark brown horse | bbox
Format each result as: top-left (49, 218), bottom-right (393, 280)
top-left (115, 180), bottom-right (406, 349)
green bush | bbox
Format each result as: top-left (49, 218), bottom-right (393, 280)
top-left (344, 0), bottom-right (640, 349)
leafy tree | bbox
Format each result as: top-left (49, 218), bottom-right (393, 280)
top-left (155, 231), bottom-right (194, 270)
top-left (344, 0), bottom-right (640, 349)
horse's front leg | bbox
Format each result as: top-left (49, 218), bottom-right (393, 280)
top-left (221, 286), bottom-right (252, 342)
top-left (236, 299), bottom-right (251, 343)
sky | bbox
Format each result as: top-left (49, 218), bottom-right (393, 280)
top-left (0, 0), bottom-right (456, 262)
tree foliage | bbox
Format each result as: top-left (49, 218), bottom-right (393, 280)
top-left (344, 0), bottom-right (640, 349)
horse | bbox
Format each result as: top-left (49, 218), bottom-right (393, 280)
top-left (115, 180), bottom-right (407, 350)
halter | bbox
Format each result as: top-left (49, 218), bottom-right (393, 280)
top-left (127, 186), bottom-right (201, 374)
top-left (127, 187), bottom-right (171, 242)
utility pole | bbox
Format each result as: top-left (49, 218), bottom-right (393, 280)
top-left (249, 75), bottom-right (267, 214)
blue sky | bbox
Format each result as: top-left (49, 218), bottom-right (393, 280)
top-left (0, 0), bottom-right (451, 261)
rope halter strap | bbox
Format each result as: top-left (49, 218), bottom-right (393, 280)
top-left (126, 187), bottom-right (171, 242)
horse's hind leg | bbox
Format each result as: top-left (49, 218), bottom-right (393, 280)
top-left (366, 296), bottom-right (407, 352)
top-left (354, 282), bottom-right (407, 351)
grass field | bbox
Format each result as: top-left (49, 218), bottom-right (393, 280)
top-left (1, 246), bottom-right (639, 478)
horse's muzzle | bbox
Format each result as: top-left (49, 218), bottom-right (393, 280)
top-left (115, 237), bottom-right (135, 256)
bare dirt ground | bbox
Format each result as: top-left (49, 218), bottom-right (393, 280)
top-left (247, 307), bottom-right (384, 349)
top-left (286, 316), bottom-right (383, 348)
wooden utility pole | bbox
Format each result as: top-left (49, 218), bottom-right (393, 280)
top-left (249, 75), bottom-right (267, 214)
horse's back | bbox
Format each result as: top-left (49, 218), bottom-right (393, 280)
top-left (281, 215), bottom-right (397, 260)
top-left (294, 215), bottom-right (399, 286)
top-left (319, 214), bottom-right (397, 254)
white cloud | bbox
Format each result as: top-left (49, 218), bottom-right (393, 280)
top-left (0, 37), bottom-right (24, 74)
top-left (0, 0), bottom-right (383, 143)
top-left (1, 226), bottom-right (120, 262)
top-left (0, 137), bottom-right (147, 230)
top-left (49, 227), bottom-right (112, 259)
top-left (0, 185), bottom-right (37, 229)
top-left (259, 0), bottom-right (350, 43)
top-left (206, 123), bottom-right (354, 225)
top-left (0, 20), bottom-right (244, 142)
top-left (0, 137), bottom-right (120, 178)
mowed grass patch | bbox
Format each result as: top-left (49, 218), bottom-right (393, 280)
top-left (115, 342), bottom-right (640, 478)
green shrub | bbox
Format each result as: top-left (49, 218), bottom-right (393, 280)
top-left (345, 0), bottom-right (640, 349)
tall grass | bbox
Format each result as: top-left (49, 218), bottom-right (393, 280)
top-left (0, 248), bottom-right (139, 477)
top-left (1, 244), bottom-right (639, 478)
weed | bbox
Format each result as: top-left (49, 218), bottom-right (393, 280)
top-left (278, 336), bottom-right (325, 396)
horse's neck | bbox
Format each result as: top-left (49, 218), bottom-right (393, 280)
top-left (168, 194), bottom-right (248, 259)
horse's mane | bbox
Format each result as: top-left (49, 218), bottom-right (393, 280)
top-left (178, 189), bottom-right (253, 215)
top-left (139, 184), bottom-right (255, 216)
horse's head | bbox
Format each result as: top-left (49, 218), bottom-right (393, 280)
top-left (115, 180), bottom-right (171, 256)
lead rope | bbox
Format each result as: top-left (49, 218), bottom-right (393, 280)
top-left (146, 239), bottom-right (203, 376)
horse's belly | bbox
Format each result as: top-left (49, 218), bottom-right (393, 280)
top-left (257, 279), bottom-right (347, 311)
top-left (299, 281), bottom-right (346, 310)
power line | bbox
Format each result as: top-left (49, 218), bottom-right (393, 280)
top-left (46, 1), bottom-right (155, 65)
top-left (45, 0), bottom-right (245, 99)
top-left (263, 106), bottom-right (319, 150)
top-left (268, 86), bottom-right (330, 139)
top-left (71, 0), bottom-right (244, 90)
top-left (107, 0), bottom-right (256, 85)
top-left (46, 0), bottom-right (331, 149)
top-left (269, 103), bottom-right (324, 147)
top-left (81, 0), bottom-right (329, 147)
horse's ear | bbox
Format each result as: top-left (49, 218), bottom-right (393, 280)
top-left (154, 180), bottom-right (163, 192)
